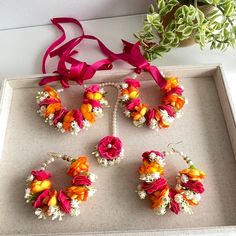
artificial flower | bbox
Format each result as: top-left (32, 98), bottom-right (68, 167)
top-left (150, 186), bottom-right (169, 209)
top-left (84, 99), bottom-right (102, 108)
top-left (44, 86), bottom-right (60, 101)
top-left (126, 99), bottom-right (140, 111)
top-left (47, 190), bottom-right (58, 207)
top-left (85, 92), bottom-right (103, 101)
top-left (124, 78), bottom-right (141, 88)
top-left (80, 103), bottom-right (96, 123)
top-left (163, 77), bottom-right (179, 92)
top-left (30, 179), bottom-right (52, 194)
top-left (162, 94), bottom-right (185, 110)
top-left (62, 110), bottom-right (75, 131)
top-left (131, 103), bottom-right (148, 121)
top-left (57, 190), bottom-right (71, 213)
top-left (180, 167), bottom-right (206, 181)
top-left (39, 98), bottom-right (59, 107)
top-left (167, 86), bottom-right (184, 96)
top-left (33, 189), bottom-right (50, 208)
top-left (45, 103), bottom-right (62, 117)
top-left (67, 156), bottom-right (89, 177)
top-left (73, 109), bottom-right (84, 128)
top-left (158, 105), bottom-right (175, 117)
top-left (53, 108), bottom-right (68, 125)
top-left (97, 136), bottom-right (122, 160)
top-left (121, 86), bottom-right (140, 99)
top-left (169, 189), bottom-right (181, 214)
top-left (66, 186), bottom-right (88, 202)
top-left (142, 178), bottom-right (167, 194)
top-left (182, 180), bottom-right (205, 194)
top-left (145, 109), bottom-right (157, 126)
top-left (72, 175), bottom-right (92, 186)
top-left (142, 150), bottom-right (164, 160)
top-left (139, 160), bottom-right (164, 175)
top-left (31, 170), bottom-right (52, 181)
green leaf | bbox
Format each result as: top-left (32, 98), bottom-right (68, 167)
top-left (183, 26), bottom-right (193, 36)
top-left (149, 4), bottom-right (155, 13)
top-left (147, 14), bottom-right (154, 23)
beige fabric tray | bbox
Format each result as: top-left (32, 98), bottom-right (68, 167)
top-left (0, 65), bottom-right (236, 235)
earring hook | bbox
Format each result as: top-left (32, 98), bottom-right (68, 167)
top-left (167, 141), bottom-right (183, 153)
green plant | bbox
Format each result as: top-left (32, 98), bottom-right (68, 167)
top-left (135, 0), bottom-right (236, 60)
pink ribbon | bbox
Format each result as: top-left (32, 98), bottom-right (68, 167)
top-left (40, 17), bottom-right (166, 88)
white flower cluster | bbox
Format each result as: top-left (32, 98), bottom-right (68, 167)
top-left (24, 188), bottom-right (34, 203)
top-left (36, 91), bottom-right (49, 104)
top-left (92, 148), bottom-right (124, 167)
top-left (159, 109), bottom-right (175, 124)
top-left (148, 118), bottom-right (159, 130)
top-left (148, 152), bottom-right (165, 167)
top-left (133, 117), bottom-right (146, 127)
top-left (173, 193), bottom-right (193, 214)
top-left (153, 196), bottom-right (170, 215)
top-left (93, 107), bottom-right (104, 118)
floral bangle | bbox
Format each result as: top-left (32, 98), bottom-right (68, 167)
top-left (24, 153), bottom-right (97, 220)
top-left (137, 145), bottom-right (206, 215)
top-left (119, 75), bottom-right (187, 130)
top-left (36, 85), bottom-right (108, 135)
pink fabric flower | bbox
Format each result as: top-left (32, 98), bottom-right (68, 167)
top-left (83, 99), bottom-right (102, 108)
top-left (72, 175), bottom-right (92, 186)
top-left (53, 108), bottom-right (67, 125)
top-left (33, 189), bottom-right (50, 208)
top-left (142, 150), bottom-right (164, 161)
top-left (158, 105), bottom-right (175, 117)
top-left (169, 189), bottom-right (180, 214)
top-left (126, 99), bottom-right (140, 111)
top-left (124, 78), bottom-right (141, 88)
top-left (57, 190), bottom-right (71, 214)
top-left (39, 98), bottom-right (60, 106)
top-left (97, 136), bottom-right (122, 160)
top-left (167, 86), bottom-right (184, 96)
top-left (142, 178), bottom-right (167, 194)
top-left (31, 170), bottom-right (52, 181)
top-left (85, 84), bottom-right (100, 93)
top-left (182, 180), bottom-right (205, 194)
top-left (73, 109), bottom-right (84, 128)
top-left (145, 109), bottom-right (157, 125)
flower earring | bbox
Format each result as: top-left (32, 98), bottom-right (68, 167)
top-left (24, 152), bottom-right (97, 220)
top-left (137, 143), bottom-right (206, 215)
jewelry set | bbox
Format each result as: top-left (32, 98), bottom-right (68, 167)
top-left (24, 18), bottom-right (206, 221)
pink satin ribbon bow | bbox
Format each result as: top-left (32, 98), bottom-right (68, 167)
top-left (40, 17), bottom-right (166, 88)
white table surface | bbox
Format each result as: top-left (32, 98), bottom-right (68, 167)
top-left (0, 14), bottom-right (236, 235)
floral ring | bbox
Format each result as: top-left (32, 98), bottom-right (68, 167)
top-left (119, 75), bottom-right (187, 129)
top-left (24, 153), bottom-right (97, 220)
top-left (36, 84), bottom-right (108, 135)
top-left (137, 146), bottom-right (206, 215)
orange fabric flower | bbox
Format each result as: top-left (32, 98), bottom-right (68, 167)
top-left (45, 103), bottom-right (61, 118)
top-left (42, 190), bottom-right (58, 207)
top-left (131, 104), bottom-right (148, 121)
top-left (67, 156), bottom-right (89, 177)
top-left (44, 86), bottom-right (60, 101)
top-left (30, 179), bottom-right (52, 194)
top-left (138, 160), bottom-right (164, 176)
top-left (66, 186), bottom-right (88, 202)
top-left (86, 92), bottom-right (103, 101)
top-left (150, 186), bottom-right (169, 209)
top-left (163, 94), bottom-right (185, 110)
top-left (121, 86), bottom-right (140, 99)
top-left (180, 167), bottom-right (206, 181)
top-left (164, 77), bottom-right (179, 92)
top-left (63, 110), bottom-right (75, 131)
top-left (81, 104), bottom-right (96, 124)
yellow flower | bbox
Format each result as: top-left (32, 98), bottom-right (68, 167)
top-left (86, 92), bottom-right (103, 101)
top-left (121, 87), bottom-right (140, 99)
top-left (163, 77), bottom-right (179, 92)
top-left (131, 104), bottom-right (148, 121)
top-left (30, 179), bottom-right (52, 194)
top-left (66, 186), bottom-right (88, 202)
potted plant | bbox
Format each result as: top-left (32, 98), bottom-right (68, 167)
top-left (135, 0), bottom-right (236, 60)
